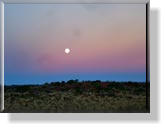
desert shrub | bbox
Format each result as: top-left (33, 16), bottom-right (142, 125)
top-left (3, 81), bottom-right (147, 113)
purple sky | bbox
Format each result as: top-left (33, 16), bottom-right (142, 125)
top-left (4, 4), bottom-right (146, 84)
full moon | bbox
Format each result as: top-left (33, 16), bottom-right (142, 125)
top-left (65, 48), bottom-right (70, 54)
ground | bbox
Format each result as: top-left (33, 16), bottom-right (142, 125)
top-left (1, 80), bottom-right (149, 113)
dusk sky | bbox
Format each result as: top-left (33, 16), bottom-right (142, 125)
top-left (4, 4), bottom-right (146, 85)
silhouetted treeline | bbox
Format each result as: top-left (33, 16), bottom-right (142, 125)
top-left (5, 80), bottom-right (146, 96)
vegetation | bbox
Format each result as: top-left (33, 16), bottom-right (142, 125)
top-left (2, 80), bottom-right (149, 113)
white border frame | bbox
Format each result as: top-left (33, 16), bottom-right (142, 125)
top-left (0, 0), bottom-right (153, 121)
top-left (0, 0), bottom-right (150, 4)
top-left (0, 1), bottom-right (4, 111)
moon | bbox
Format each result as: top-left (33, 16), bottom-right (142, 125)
top-left (65, 48), bottom-right (70, 54)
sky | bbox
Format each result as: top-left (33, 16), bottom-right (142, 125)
top-left (4, 4), bottom-right (146, 85)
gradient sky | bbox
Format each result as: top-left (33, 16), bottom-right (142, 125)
top-left (4, 4), bottom-right (146, 85)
